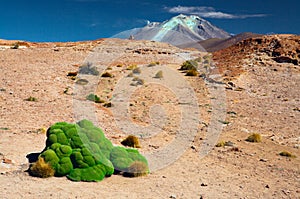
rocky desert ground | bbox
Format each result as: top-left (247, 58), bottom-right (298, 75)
top-left (0, 35), bottom-right (299, 198)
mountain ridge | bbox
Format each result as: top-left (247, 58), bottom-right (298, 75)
top-left (113, 14), bottom-right (231, 47)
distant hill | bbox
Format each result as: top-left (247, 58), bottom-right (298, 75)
top-left (112, 14), bottom-right (231, 48)
top-left (178, 32), bottom-right (262, 52)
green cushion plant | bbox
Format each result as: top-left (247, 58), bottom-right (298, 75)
top-left (29, 119), bottom-right (149, 182)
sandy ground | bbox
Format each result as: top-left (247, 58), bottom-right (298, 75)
top-left (0, 38), bottom-right (299, 198)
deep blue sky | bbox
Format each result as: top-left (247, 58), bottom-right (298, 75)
top-left (1, 0), bottom-right (299, 42)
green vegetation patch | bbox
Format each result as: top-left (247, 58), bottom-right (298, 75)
top-left (29, 119), bottom-right (149, 182)
top-left (180, 60), bottom-right (198, 71)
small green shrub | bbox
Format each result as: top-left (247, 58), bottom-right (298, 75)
top-left (25, 96), bottom-right (38, 102)
top-left (86, 93), bottom-right (103, 103)
top-left (78, 63), bottom-right (99, 76)
top-left (121, 135), bottom-right (141, 148)
top-left (180, 60), bottom-right (198, 71)
top-left (246, 133), bottom-right (262, 143)
top-left (154, 70), bottom-right (163, 78)
top-left (279, 151), bottom-right (296, 158)
top-left (186, 70), bottom-right (198, 76)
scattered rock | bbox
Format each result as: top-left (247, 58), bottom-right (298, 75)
top-left (259, 158), bottom-right (268, 162)
top-left (2, 158), bottom-right (12, 164)
top-left (273, 56), bottom-right (298, 65)
top-left (265, 185), bottom-right (270, 188)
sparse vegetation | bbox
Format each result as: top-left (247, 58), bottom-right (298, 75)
top-left (127, 64), bottom-right (138, 70)
top-left (67, 71), bottom-right (78, 77)
top-left (75, 78), bottom-right (89, 85)
top-left (154, 70), bottom-right (163, 78)
top-left (86, 93), bottom-right (103, 103)
top-left (127, 72), bottom-right (134, 77)
top-left (246, 133), bottom-right (262, 143)
top-left (148, 61), bottom-right (160, 67)
top-left (11, 42), bottom-right (19, 49)
top-left (203, 54), bottom-right (212, 61)
top-left (215, 141), bottom-right (225, 147)
top-left (218, 120), bottom-right (230, 125)
top-left (121, 135), bottom-right (141, 148)
top-left (194, 57), bottom-right (202, 62)
top-left (123, 161), bottom-right (149, 177)
top-left (215, 141), bottom-right (234, 147)
top-left (101, 72), bottom-right (113, 78)
top-left (103, 102), bottom-right (112, 107)
top-left (29, 157), bottom-right (55, 178)
top-left (132, 67), bottom-right (141, 74)
top-left (186, 69), bottom-right (198, 76)
top-left (131, 77), bottom-right (145, 86)
top-left (25, 96), bottom-right (38, 102)
top-left (78, 62), bottom-right (99, 76)
top-left (279, 151), bottom-right (296, 158)
top-left (0, 127), bottom-right (9, 130)
top-left (180, 60), bottom-right (198, 71)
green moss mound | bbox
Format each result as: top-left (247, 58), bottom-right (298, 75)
top-left (31, 119), bottom-right (149, 182)
top-left (110, 146), bottom-right (149, 173)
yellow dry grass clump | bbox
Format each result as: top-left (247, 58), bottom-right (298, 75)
top-left (123, 161), bottom-right (149, 177)
top-left (121, 135), bottom-right (141, 148)
top-left (246, 133), bottom-right (262, 143)
top-left (29, 157), bottom-right (55, 178)
top-left (279, 151), bottom-right (296, 158)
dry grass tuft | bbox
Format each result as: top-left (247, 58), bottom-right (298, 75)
top-left (29, 157), bottom-right (55, 178)
top-left (123, 161), bottom-right (149, 177)
top-left (121, 135), bottom-right (141, 148)
top-left (246, 133), bottom-right (262, 143)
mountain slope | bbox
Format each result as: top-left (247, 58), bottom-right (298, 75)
top-left (113, 14), bottom-right (231, 47)
top-left (198, 32), bottom-right (263, 52)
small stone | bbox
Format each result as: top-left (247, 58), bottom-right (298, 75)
top-left (260, 158), bottom-right (268, 162)
top-left (201, 183), bottom-right (208, 187)
top-left (2, 158), bottom-right (12, 164)
top-left (265, 185), bottom-right (270, 188)
top-left (170, 194), bottom-right (176, 198)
